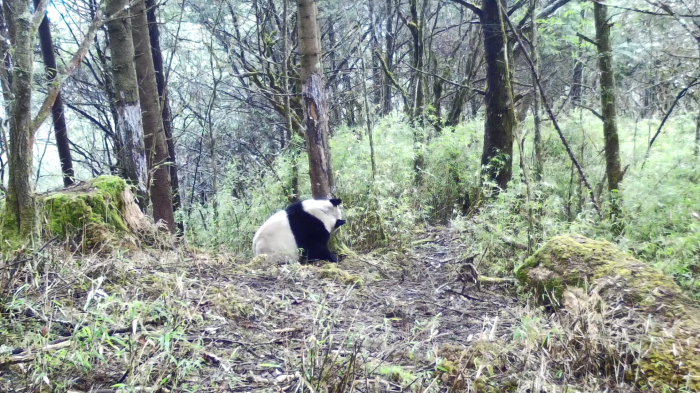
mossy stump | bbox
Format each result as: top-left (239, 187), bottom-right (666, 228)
top-left (37, 175), bottom-right (154, 251)
top-left (516, 234), bottom-right (700, 391)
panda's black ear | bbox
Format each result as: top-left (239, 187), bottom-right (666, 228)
top-left (329, 198), bottom-right (342, 207)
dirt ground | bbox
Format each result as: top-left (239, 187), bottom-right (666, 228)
top-left (0, 225), bottom-right (643, 392)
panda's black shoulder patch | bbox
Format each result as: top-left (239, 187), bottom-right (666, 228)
top-left (285, 201), bottom-right (336, 263)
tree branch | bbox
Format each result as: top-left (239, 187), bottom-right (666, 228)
top-left (31, 8), bottom-right (104, 135)
top-left (406, 64), bottom-right (485, 94)
top-left (30, 0), bottom-right (50, 36)
top-left (449, 0), bottom-right (483, 18)
top-left (374, 49), bottom-right (409, 108)
top-left (575, 103), bottom-right (604, 120)
top-left (576, 32), bottom-right (598, 47)
top-left (643, 76), bottom-right (700, 167)
top-left (538, 0), bottom-right (572, 19)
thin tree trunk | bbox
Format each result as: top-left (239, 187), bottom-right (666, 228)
top-left (361, 51), bottom-right (378, 179)
top-left (0, 5), bottom-right (11, 110)
top-left (447, 86), bottom-right (469, 127)
top-left (696, 42), bottom-right (700, 158)
top-left (594, 2), bottom-right (622, 193)
top-left (3, 0), bottom-right (36, 236)
top-left (571, 8), bottom-right (585, 107)
top-left (432, 56), bottom-right (445, 133)
top-left (94, 24), bottom-right (124, 174)
top-left (408, 0), bottom-right (425, 122)
top-left (481, 0), bottom-right (515, 191)
top-left (531, 0), bottom-right (543, 181)
top-left (327, 16), bottom-right (339, 124)
top-left (34, 0), bottom-right (74, 187)
top-left (694, 107), bottom-right (700, 157)
top-left (383, 0), bottom-right (394, 115)
top-left (368, 0), bottom-right (382, 105)
top-left (131, 0), bottom-right (175, 232)
top-left (105, 0), bottom-right (149, 207)
top-left (571, 61), bottom-right (583, 107)
top-left (282, 0), bottom-right (299, 202)
top-left (408, 0), bottom-right (425, 186)
top-left (146, 0), bottom-right (182, 231)
top-left (297, 0), bottom-right (334, 198)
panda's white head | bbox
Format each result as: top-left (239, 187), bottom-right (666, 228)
top-left (301, 198), bottom-right (345, 234)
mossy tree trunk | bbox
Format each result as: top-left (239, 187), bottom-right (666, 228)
top-left (3, 0), bottom-right (36, 236)
top-left (34, 0), bottom-right (74, 187)
top-left (146, 0), bottom-right (182, 231)
top-left (594, 2), bottom-right (623, 195)
top-left (105, 0), bottom-right (149, 208)
top-left (481, 0), bottom-right (515, 191)
top-left (297, 0), bottom-right (334, 198)
top-left (131, 0), bottom-right (175, 233)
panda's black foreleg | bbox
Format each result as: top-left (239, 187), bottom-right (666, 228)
top-left (306, 246), bottom-right (338, 263)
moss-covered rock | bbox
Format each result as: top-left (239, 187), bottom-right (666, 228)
top-left (516, 234), bottom-right (700, 391)
top-left (37, 175), bottom-right (153, 251)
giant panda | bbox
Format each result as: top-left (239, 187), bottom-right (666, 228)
top-left (252, 198), bottom-right (345, 263)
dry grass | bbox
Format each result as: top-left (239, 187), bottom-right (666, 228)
top-left (0, 226), bottom-right (677, 392)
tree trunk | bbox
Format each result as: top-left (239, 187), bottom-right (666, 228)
top-left (571, 59), bottom-right (583, 107)
top-left (408, 0), bottom-right (426, 185)
top-left (408, 0), bottom-right (425, 122)
top-left (34, 0), bottom-right (74, 187)
top-left (3, 0), bottom-right (36, 236)
top-left (383, 0), bottom-right (394, 115)
top-left (695, 108), bottom-right (700, 158)
top-left (94, 24), bottom-right (124, 174)
top-left (432, 56), bottom-right (445, 133)
top-left (146, 0), bottom-right (182, 231)
top-left (571, 8), bottom-right (585, 108)
top-left (131, 0), bottom-right (175, 233)
top-left (447, 86), bottom-right (468, 127)
top-left (105, 0), bottom-right (149, 207)
top-left (361, 52), bottom-right (378, 179)
top-left (368, 0), bottom-right (383, 106)
top-left (594, 2), bottom-right (622, 193)
top-left (531, 0), bottom-right (543, 181)
top-left (481, 0), bottom-right (515, 191)
top-left (282, 0), bottom-right (300, 202)
top-left (297, 0), bottom-right (334, 198)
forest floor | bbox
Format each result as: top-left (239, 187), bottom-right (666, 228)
top-left (1, 225), bottom-right (642, 392)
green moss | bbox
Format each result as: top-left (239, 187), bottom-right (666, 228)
top-left (517, 234), bottom-right (700, 391)
top-left (38, 176), bottom-right (129, 247)
top-left (377, 365), bottom-right (416, 385)
top-left (319, 264), bottom-right (363, 287)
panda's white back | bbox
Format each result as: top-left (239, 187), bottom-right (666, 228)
top-left (252, 210), bottom-right (298, 256)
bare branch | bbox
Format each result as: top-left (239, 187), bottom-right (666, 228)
top-left (643, 76), bottom-right (700, 166)
top-left (575, 103), bottom-right (604, 120)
